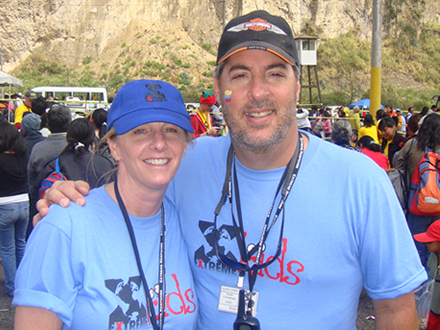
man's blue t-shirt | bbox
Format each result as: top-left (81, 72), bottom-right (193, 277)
top-left (167, 132), bottom-right (426, 330)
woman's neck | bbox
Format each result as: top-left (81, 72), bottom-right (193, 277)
top-left (106, 178), bottom-right (166, 218)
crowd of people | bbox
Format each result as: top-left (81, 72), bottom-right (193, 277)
top-left (1, 9), bottom-right (439, 330)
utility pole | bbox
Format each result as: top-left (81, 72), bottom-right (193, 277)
top-left (370, 0), bottom-right (382, 119)
top-left (1, 49), bottom-right (4, 99)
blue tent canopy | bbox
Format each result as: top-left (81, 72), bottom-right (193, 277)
top-left (349, 98), bottom-right (384, 110)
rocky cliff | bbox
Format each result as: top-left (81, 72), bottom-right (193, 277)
top-left (2, 0), bottom-right (440, 100)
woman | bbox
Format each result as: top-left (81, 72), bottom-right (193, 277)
top-left (37, 118), bottom-right (114, 194)
top-left (358, 114), bottom-right (379, 144)
top-left (0, 122), bottom-right (29, 297)
top-left (402, 114), bottom-right (440, 268)
top-left (357, 136), bottom-right (389, 170)
top-left (91, 108), bottom-right (117, 165)
top-left (331, 120), bottom-right (361, 152)
top-left (91, 108), bottom-right (108, 143)
top-left (378, 116), bottom-right (405, 168)
top-left (320, 110), bottom-right (332, 139)
top-left (347, 106), bottom-right (361, 132)
top-left (14, 80), bottom-right (198, 329)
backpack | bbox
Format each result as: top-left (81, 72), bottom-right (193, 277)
top-left (388, 139), bottom-right (415, 214)
top-left (38, 158), bottom-right (67, 199)
top-left (408, 147), bottom-right (440, 216)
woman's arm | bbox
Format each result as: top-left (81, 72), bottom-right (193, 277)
top-left (15, 306), bottom-right (63, 330)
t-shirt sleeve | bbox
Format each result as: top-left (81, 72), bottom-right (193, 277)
top-left (358, 171), bottom-right (427, 300)
top-left (13, 206), bottom-right (77, 327)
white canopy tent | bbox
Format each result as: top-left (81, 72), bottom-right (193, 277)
top-left (0, 71), bottom-right (22, 87)
top-left (0, 71), bottom-right (23, 122)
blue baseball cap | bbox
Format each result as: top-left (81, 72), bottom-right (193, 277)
top-left (107, 80), bottom-right (194, 135)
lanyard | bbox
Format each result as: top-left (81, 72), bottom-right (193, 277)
top-left (214, 132), bottom-right (304, 292)
top-left (114, 178), bottom-right (166, 330)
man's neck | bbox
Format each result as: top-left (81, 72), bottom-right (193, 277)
top-left (232, 129), bottom-right (308, 171)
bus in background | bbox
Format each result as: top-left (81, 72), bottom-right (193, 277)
top-left (31, 86), bottom-right (108, 115)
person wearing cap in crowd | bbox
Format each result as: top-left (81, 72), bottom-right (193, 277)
top-left (21, 113), bottom-right (46, 154)
top-left (14, 80), bottom-right (198, 330)
top-left (35, 10), bottom-right (425, 329)
top-left (14, 91), bottom-right (36, 130)
top-left (26, 104), bottom-right (72, 238)
top-left (414, 219), bottom-right (440, 330)
top-left (331, 119), bottom-right (361, 153)
top-left (190, 91), bottom-right (222, 138)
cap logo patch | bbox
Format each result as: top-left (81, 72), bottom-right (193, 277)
top-left (145, 84), bottom-right (167, 102)
top-left (227, 18), bottom-right (287, 36)
top-left (245, 18), bottom-right (271, 31)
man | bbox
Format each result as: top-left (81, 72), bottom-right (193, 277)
top-left (396, 108), bottom-right (406, 133)
top-left (36, 10), bottom-right (424, 330)
top-left (296, 107), bottom-right (311, 132)
top-left (21, 113), bottom-right (46, 154)
top-left (190, 91), bottom-right (222, 138)
top-left (406, 107), bottom-right (414, 121)
top-left (14, 91), bottom-right (36, 129)
top-left (27, 104), bottom-right (72, 237)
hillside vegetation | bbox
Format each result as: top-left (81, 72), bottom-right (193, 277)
top-left (8, 0), bottom-right (440, 109)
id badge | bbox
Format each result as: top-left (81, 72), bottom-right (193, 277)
top-left (218, 286), bottom-right (259, 316)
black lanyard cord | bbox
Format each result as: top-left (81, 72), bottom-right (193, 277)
top-left (214, 133), bottom-right (304, 293)
top-left (114, 178), bottom-right (166, 330)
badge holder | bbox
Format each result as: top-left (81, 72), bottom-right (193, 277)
top-left (233, 289), bottom-right (260, 330)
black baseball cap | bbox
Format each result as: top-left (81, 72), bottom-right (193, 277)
top-left (217, 10), bottom-right (299, 67)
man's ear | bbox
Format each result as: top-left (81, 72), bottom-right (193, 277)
top-left (295, 80), bottom-right (301, 103)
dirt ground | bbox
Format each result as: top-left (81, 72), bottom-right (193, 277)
top-left (0, 262), bottom-right (375, 330)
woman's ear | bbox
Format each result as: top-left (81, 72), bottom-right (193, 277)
top-left (107, 137), bottom-right (121, 162)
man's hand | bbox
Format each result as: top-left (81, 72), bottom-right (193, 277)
top-left (372, 291), bottom-right (418, 330)
top-left (33, 180), bottom-right (91, 227)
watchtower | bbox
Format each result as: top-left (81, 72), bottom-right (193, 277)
top-left (295, 35), bottom-right (322, 106)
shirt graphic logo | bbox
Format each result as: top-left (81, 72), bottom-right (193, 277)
top-left (194, 220), bottom-right (238, 274)
top-left (194, 220), bottom-right (305, 286)
top-left (145, 84), bottom-right (167, 102)
top-left (105, 276), bottom-right (147, 329)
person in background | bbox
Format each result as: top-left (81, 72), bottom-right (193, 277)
top-left (379, 116), bottom-right (405, 168)
top-left (320, 109), bottom-right (332, 139)
top-left (413, 220), bottom-right (440, 330)
top-left (190, 91), bottom-right (221, 138)
top-left (14, 91), bottom-right (36, 130)
top-left (406, 113), bottom-right (423, 140)
top-left (421, 106), bottom-right (430, 116)
top-left (296, 107), bottom-right (311, 132)
top-left (404, 114), bottom-right (440, 268)
top-left (347, 105), bottom-right (361, 132)
top-left (359, 114), bottom-right (379, 143)
top-left (331, 120), bottom-right (361, 152)
top-left (396, 109), bottom-right (406, 134)
top-left (36, 118), bottom-right (114, 193)
top-left (27, 104), bottom-right (72, 238)
top-left (0, 122), bottom-right (29, 297)
top-left (350, 129), bottom-right (358, 148)
top-left (91, 108), bottom-right (116, 165)
top-left (21, 114), bottom-right (46, 154)
top-left (357, 136), bottom-right (389, 170)
top-left (337, 107), bottom-right (346, 119)
top-left (90, 108), bottom-right (108, 144)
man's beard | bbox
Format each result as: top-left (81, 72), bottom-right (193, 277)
top-left (222, 98), bottom-right (296, 154)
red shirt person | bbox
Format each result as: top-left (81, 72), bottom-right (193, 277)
top-left (190, 91), bottom-right (221, 138)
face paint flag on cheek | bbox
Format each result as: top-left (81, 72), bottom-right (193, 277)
top-left (225, 90), bottom-right (232, 102)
